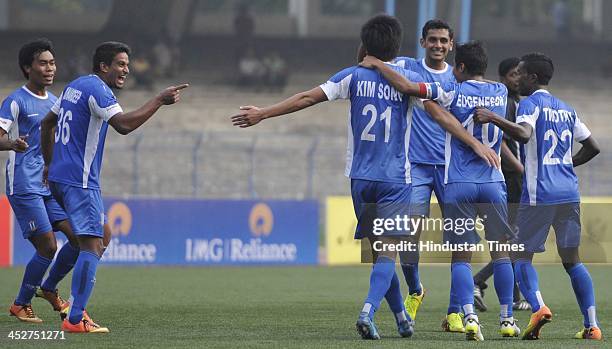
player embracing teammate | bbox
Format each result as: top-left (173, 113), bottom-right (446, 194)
top-left (232, 14), bottom-right (498, 340)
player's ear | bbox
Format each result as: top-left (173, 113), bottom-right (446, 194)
top-left (99, 62), bottom-right (109, 74)
top-left (449, 39), bottom-right (454, 51)
top-left (419, 37), bottom-right (425, 48)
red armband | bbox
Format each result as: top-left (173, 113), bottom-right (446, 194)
top-left (418, 83), bottom-right (428, 98)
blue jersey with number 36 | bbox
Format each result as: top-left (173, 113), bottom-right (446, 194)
top-left (516, 89), bottom-right (590, 205)
top-left (320, 64), bottom-right (424, 184)
top-left (48, 74), bottom-right (123, 190)
top-left (428, 80), bottom-right (508, 184)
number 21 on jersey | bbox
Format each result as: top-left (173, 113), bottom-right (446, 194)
top-left (360, 104), bottom-right (391, 143)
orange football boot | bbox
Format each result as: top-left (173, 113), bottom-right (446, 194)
top-left (522, 305), bottom-right (552, 340)
top-left (9, 303), bottom-right (43, 323)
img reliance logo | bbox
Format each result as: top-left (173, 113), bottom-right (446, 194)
top-left (102, 202), bottom-right (157, 263)
top-left (185, 203), bottom-right (298, 263)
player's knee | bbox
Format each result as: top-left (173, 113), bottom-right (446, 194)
top-left (562, 262), bottom-right (577, 271)
top-left (37, 242), bottom-right (57, 259)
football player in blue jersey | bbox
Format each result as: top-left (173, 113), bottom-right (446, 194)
top-left (362, 41), bottom-right (521, 340)
top-left (1, 38), bottom-right (81, 323)
top-left (232, 15), bottom-right (499, 340)
top-left (473, 53), bottom-right (602, 340)
top-left (473, 57), bottom-right (531, 314)
top-left (393, 19), bottom-right (461, 330)
top-left (40, 41), bottom-right (188, 333)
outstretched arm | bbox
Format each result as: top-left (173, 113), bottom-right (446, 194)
top-left (473, 107), bottom-right (533, 143)
top-left (424, 101), bottom-right (501, 168)
top-left (360, 56), bottom-right (428, 98)
top-left (108, 84), bottom-right (188, 135)
top-left (231, 87), bottom-right (328, 128)
top-left (0, 128), bottom-right (28, 152)
top-left (573, 136), bottom-right (600, 167)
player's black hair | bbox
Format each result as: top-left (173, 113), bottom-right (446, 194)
top-left (422, 19), bottom-right (454, 39)
top-left (498, 57), bottom-right (520, 77)
top-left (18, 38), bottom-right (55, 80)
top-left (360, 14), bottom-right (402, 62)
top-left (520, 53), bottom-right (554, 85)
top-left (93, 41), bottom-right (131, 73)
top-left (454, 41), bottom-right (487, 76)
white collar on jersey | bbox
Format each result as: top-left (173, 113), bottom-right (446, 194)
top-left (21, 85), bottom-right (48, 100)
top-left (421, 58), bottom-right (449, 74)
top-left (466, 79), bottom-right (489, 84)
top-left (532, 89), bottom-right (550, 95)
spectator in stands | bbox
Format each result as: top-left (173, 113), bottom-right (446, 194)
top-left (132, 52), bottom-right (154, 90)
top-left (234, 3), bottom-right (255, 63)
top-left (552, 0), bottom-right (570, 39)
top-left (238, 48), bottom-right (265, 90)
top-left (263, 52), bottom-right (288, 92)
top-left (153, 37), bottom-right (173, 78)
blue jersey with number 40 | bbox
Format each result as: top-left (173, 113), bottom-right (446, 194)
top-left (320, 65), bottom-right (424, 184)
top-left (516, 89), bottom-right (590, 205)
top-left (429, 80), bottom-right (508, 184)
top-left (48, 75), bottom-right (123, 190)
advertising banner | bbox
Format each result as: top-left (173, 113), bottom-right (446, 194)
top-left (11, 198), bottom-right (319, 265)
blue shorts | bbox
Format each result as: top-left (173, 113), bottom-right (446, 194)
top-left (8, 193), bottom-right (68, 239)
top-left (443, 182), bottom-right (515, 245)
top-left (351, 179), bottom-right (412, 239)
top-left (516, 203), bottom-right (581, 253)
top-left (410, 163), bottom-right (445, 216)
top-left (49, 181), bottom-right (105, 237)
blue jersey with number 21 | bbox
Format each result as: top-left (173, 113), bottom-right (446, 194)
top-left (48, 74), bottom-right (123, 190)
top-left (320, 64), bottom-right (424, 184)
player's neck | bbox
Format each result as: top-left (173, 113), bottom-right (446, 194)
top-left (25, 82), bottom-right (46, 97)
top-left (467, 75), bottom-right (484, 82)
top-left (95, 72), bottom-right (112, 87)
top-left (424, 57), bottom-right (447, 71)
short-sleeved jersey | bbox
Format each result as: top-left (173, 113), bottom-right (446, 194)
top-left (48, 75), bottom-right (122, 189)
top-left (516, 89), bottom-right (590, 205)
top-left (429, 80), bottom-right (508, 184)
top-left (395, 57), bottom-right (455, 165)
top-left (320, 64), bottom-right (424, 184)
top-left (0, 87), bottom-right (57, 196)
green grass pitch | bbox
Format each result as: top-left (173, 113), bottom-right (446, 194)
top-left (0, 265), bottom-right (609, 348)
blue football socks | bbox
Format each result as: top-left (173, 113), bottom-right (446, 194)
top-left (362, 256), bottom-right (396, 320)
top-left (15, 253), bottom-right (52, 305)
top-left (42, 242), bottom-right (79, 292)
top-left (68, 250), bottom-right (100, 324)
top-left (493, 258), bottom-right (514, 319)
top-left (567, 263), bottom-right (598, 328)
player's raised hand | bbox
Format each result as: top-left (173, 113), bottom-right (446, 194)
top-left (473, 107), bottom-right (497, 124)
top-left (472, 142), bottom-right (501, 169)
top-left (157, 84), bottom-right (189, 105)
top-left (359, 55), bottom-right (382, 69)
top-left (11, 135), bottom-right (28, 152)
